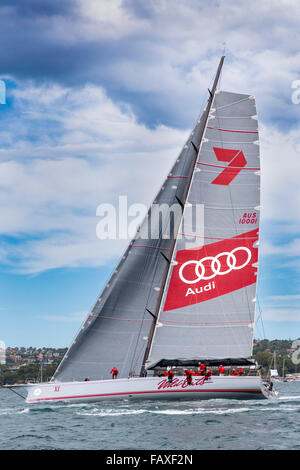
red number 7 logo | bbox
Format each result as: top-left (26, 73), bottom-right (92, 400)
top-left (211, 147), bottom-right (247, 185)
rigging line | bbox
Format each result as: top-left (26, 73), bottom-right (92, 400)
top-left (2, 385), bottom-right (26, 400)
top-left (256, 296), bottom-right (266, 339)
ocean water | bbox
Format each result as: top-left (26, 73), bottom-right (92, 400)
top-left (0, 381), bottom-right (300, 450)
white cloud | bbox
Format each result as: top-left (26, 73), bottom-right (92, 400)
top-left (67, 0), bottom-right (300, 127)
top-left (0, 77), bottom-right (299, 273)
top-left (261, 293), bottom-right (300, 323)
top-left (0, 82), bottom-right (188, 273)
top-left (77, 0), bottom-right (149, 39)
top-left (262, 308), bottom-right (300, 322)
top-left (260, 124), bottom-right (300, 224)
top-left (259, 238), bottom-right (300, 259)
top-left (268, 294), bottom-right (300, 302)
top-left (12, 0), bottom-right (298, 131)
top-left (36, 311), bottom-right (87, 323)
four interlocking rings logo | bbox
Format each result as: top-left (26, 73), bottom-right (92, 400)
top-left (178, 246), bottom-right (252, 284)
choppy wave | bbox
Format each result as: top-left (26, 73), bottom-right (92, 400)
top-left (76, 408), bottom-right (147, 417)
top-left (278, 395), bottom-right (300, 401)
top-left (1, 381), bottom-right (300, 449)
top-left (75, 400), bottom-right (300, 418)
top-left (0, 407), bottom-right (29, 415)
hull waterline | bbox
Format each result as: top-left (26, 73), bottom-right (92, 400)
top-left (13, 376), bottom-right (275, 404)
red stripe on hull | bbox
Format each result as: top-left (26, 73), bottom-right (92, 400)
top-left (28, 388), bottom-right (262, 402)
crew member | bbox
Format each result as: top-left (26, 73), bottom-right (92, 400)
top-left (185, 369), bottom-right (193, 385)
top-left (231, 369), bottom-right (238, 376)
top-left (204, 369), bottom-right (212, 380)
top-left (110, 367), bottom-right (119, 379)
top-left (84, 377), bottom-right (90, 381)
top-left (238, 367), bottom-right (244, 376)
top-left (219, 365), bottom-right (225, 376)
top-left (269, 381), bottom-right (274, 391)
top-left (198, 363), bottom-right (206, 376)
top-left (167, 369), bottom-right (174, 384)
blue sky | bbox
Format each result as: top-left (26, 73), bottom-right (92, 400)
top-left (0, 0), bottom-right (300, 347)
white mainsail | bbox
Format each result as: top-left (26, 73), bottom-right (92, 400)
top-left (147, 90), bottom-right (260, 369)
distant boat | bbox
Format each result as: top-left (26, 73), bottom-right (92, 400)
top-left (270, 351), bottom-right (280, 381)
top-left (283, 375), bottom-right (300, 382)
top-left (6, 56), bottom-right (276, 403)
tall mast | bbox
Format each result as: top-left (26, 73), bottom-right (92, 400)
top-left (140, 56), bottom-right (225, 376)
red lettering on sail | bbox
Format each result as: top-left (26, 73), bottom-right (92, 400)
top-left (163, 229), bottom-right (258, 311)
top-left (211, 147), bottom-right (247, 185)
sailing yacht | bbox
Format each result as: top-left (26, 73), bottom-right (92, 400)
top-left (7, 56), bottom-right (276, 403)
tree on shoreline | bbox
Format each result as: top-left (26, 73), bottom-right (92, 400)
top-left (0, 340), bottom-right (299, 384)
